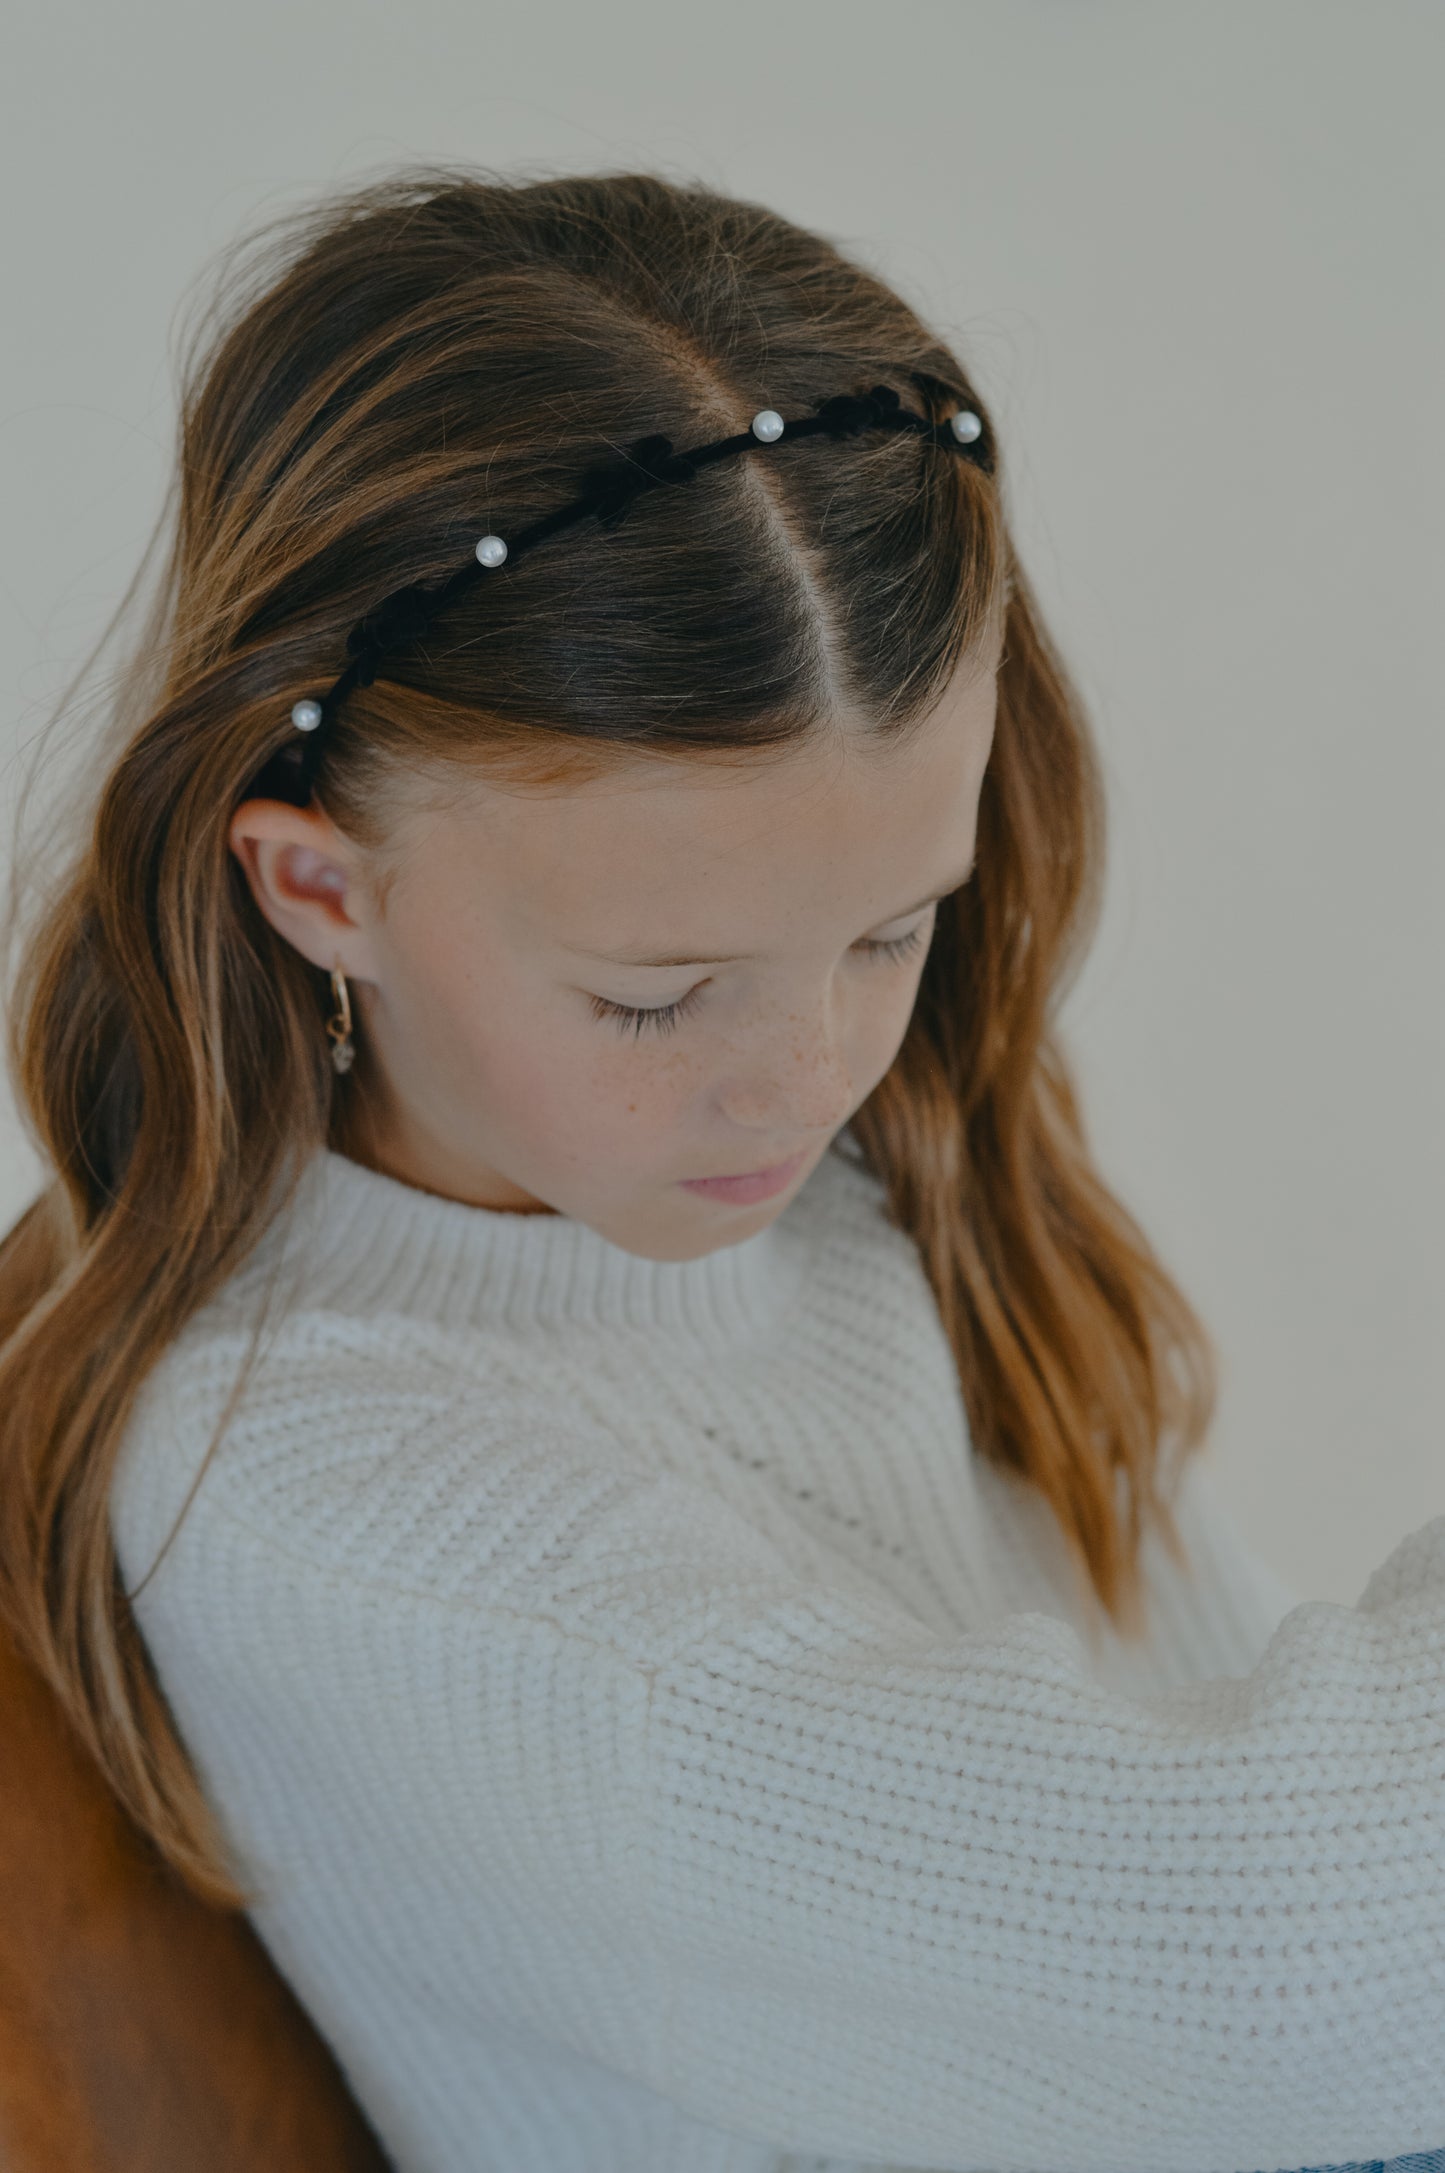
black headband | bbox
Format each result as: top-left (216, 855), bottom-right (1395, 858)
top-left (264, 378), bottom-right (992, 804)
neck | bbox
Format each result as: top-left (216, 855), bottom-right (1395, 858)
top-left (329, 1070), bottom-right (559, 1216)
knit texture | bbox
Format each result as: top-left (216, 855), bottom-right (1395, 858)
top-left (109, 1132), bottom-right (1445, 2173)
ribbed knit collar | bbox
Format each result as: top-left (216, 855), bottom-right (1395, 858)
top-left (242, 1134), bottom-right (856, 1350)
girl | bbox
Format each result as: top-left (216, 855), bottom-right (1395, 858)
top-left (1, 165), bottom-right (1440, 2173)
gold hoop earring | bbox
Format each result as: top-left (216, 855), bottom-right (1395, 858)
top-left (326, 966), bottom-right (355, 1074)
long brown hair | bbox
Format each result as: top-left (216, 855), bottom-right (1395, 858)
top-left (0, 164), bottom-right (1216, 1909)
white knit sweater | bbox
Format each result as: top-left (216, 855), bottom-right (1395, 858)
top-left (109, 1132), bottom-right (1445, 2173)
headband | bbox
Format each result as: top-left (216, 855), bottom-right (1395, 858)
top-left (269, 378), bottom-right (991, 802)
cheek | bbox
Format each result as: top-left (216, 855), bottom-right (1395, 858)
top-left (844, 960), bottom-right (932, 1097)
top-left (572, 1028), bottom-right (709, 1150)
top-left (379, 937), bottom-right (567, 1135)
top-left (399, 943), bottom-right (704, 1164)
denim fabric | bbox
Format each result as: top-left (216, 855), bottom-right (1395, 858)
top-left (1266, 2151), bottom-right (1445, 2173)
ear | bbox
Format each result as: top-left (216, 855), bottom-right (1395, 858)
top-left (227, 797), bottom-right (381, 981)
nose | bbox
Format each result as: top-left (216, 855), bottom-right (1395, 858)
top-left (716, 1008), bottom-right (856, 1137)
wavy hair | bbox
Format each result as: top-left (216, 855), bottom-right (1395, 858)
top-left (0, 165), bottom-right (1216, 1907)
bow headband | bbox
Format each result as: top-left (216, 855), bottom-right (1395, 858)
top-left (268, 378), bottom-right (991, 802)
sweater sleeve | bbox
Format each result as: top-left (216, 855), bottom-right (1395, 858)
top-left (116, 1379), bottom-right (1445, 2173)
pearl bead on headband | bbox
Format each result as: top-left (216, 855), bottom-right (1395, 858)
top-left (275, 380), bottom-right (991, 800)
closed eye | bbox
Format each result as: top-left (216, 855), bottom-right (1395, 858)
top-left (586, 920), bottom-right (932, 1041)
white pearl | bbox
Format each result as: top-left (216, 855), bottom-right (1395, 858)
top-left (475, 533), bottom-right (508, 567)
top-left (949, 409), bottom-right (983, 443)
top-left (290, 698), bottom-right (323, 732)
top-left (750, 409), bottom-right (785, 442)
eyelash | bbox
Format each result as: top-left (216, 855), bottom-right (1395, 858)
top-left (586, 923), bottom-right (931, 1040)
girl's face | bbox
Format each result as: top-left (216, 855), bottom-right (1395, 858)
top-left (230, 633), bottom-right (1001, 1261)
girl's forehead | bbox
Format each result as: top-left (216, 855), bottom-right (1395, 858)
top-left (462, 674), bottom-right (991, 835)
top-left (448, 627), bottom-right (1005, 819)
top-left (388, 650), bottom-right (998, 943)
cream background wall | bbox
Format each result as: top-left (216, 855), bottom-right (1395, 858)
top-left (2, 0), bottom-right (1440, 1605)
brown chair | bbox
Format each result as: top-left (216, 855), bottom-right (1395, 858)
top-left (0, 1623), bottom-right (394, 2172)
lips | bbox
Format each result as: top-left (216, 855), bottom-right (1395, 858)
top-left (693, 1154), bottom-right (801, 1182)
top-left (678, 1149), bottom-right (811, 1204)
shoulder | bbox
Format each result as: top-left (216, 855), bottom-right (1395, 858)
top-left (108, 1128), bottom-right (902, 1612)
top-left (109, 1312), bottom-right (828, 1710)
top-left (111, 1307), bottom-right (586, 1587)
top-left (111, 1306), bottom-right (762, 1645)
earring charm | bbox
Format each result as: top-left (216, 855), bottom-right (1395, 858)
top-left (327, 966), bottom-right (355, 1073)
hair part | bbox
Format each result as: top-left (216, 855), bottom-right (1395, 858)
top-left (0, 163), bottom-right (1215, 1908)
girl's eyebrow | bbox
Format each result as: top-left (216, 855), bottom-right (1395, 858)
top-left (566, 860), bottom-right (976, 971)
